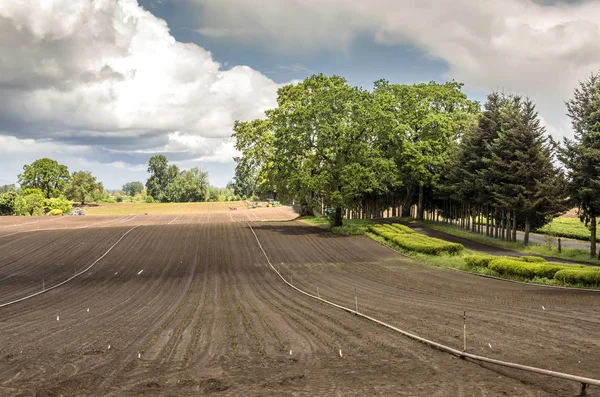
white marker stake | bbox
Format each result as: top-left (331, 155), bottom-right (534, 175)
top-left (290, 350), bottom-right (292, 355)
top-left (57, 316), bottom-right (59, 321)
top-left (488, 343), bottom-right (492, 349)
top-left (108, 344), bottom-right (111, 350)
top-left (137, 270), bottom-right (143, 275)
top-left (87, 308), bottom-right (89, 312)
top-left (463, 311), bottom-right (467, 352)
top-left (138, 353), bottom-right (141, 359)
top-left (339, 349), bottom-right (343, 358)
top-left (542, 306), bottom-right (545, 310)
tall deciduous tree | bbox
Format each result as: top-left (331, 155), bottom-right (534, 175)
top-left (165, 167), bottom-right (209, 202)
top-left (560, 72), bottom-right (600, 258)
top-left (372, 80), bottom-right (479, 219)
top-left (146, 155), bottom-right (179, 202)
top-left (123, 181), bottom-right (144, 197)
top-left (18, 158), bottom-right (70, 199)
top-left (232, 161), bottom-right (257, 199)
top-left (64, 171), bottom-right (104, 205)
top-left (235, 74), bottom-right (394, 225)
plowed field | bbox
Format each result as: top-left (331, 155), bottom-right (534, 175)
top-left (1, 215), bottom-right (599, 396)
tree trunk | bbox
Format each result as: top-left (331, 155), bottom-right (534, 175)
top-left (417, 183), bottom-right (424, 220)
top-left (501, 210), bottom-right (506, 240)
top-left (512, 212), bottom-right (517, 242)
top-left (471, 206), bottom-right (476, 233)
top-left (591, 216), bottom-right (597, 259)
top-left (494, 208), bottom-right (499, 239)
top-left (333, 207), bottom-right (343, 227)
top-left (524, 217), bottom-right (530, 246)
top-left (485, 205), bottom-right (490, 237)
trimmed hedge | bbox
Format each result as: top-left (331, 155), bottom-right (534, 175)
top-left (488, 258), bottom-right (565, 279)
top-left (464, 255), bottom-right (496, 268)
top-left (519, 256), bottom-right (546, 263)
top-left (554, 268), bottom-right (600, 286)
top-left (369, 224), bottom-right (463, 255)
top-left (389, 223), bottom-right (416, 234)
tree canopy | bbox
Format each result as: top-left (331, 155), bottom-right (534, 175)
top-left (123, 181), bottom-right (144, 197)
top-left (146, 155), bottom-right (180, 202)
top-left (18, 158), bottom-right (70, 199)
top-left (560, 72), bottom-right (600, 257)
top-left (165, 167), bottom-right (209, 202)
top-left (234, 74), bottom-right (478, 225)
top-left (64, 171), bottom-right (104, 205)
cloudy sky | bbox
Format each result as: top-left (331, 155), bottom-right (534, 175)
top-left (1, 0), bottom-right (599, 189)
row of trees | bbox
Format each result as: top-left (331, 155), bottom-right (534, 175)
top-left (234, 74), bottom-right (480, 226)
top-left (0, 154), bottom-right (244, 216)
top-left (435, 93), bottom-right (568, 245)
top-left (234, 72), bottom-right (600, 257)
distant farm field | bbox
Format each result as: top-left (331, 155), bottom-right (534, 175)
top-left (80, 201), bottom-right (247, 215)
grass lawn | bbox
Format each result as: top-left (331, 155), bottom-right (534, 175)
top-left (300, 216), bottom-right (374, 235)
top-left (81, 201), bottom-right (245, 215)
top-left (536, 217), bottom-right (594, 241)
top-left (407, 219), bottom-right (600, 266)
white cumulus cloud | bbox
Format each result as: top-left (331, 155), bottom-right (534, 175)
top-left (189, 0), bottom-right (600, 139)
top-left (0, 0), bottom-right (282, 187)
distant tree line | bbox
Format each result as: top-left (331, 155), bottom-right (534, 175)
top-left (0, 154), bottom-right (243, 216)
top-left (234, 71), bottom-right (600, 258)
top-left (0, 158), bottom-right (105, 216)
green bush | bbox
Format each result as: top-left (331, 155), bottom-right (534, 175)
top-left (553, 268), bottom-right (600, 286)
top-left (488, 258), bottom-right (565, 279)
top-left (370, 225), bottom-right (463, 255)
top-left (48, 209), bottom-right (63, 216)
top-left (43, 195), bottom-right (72, 215)
top-left (464, 255), bottom-right (496, 268)
top-left (519, 256), bottom-right (546, 263)
top-left (389, 223), bottom-right (416, 234)
top-left (145, 195), bottom-right (155, 203)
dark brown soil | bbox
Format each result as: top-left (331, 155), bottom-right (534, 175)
top-left (0, 217), bottom-right (598, 396)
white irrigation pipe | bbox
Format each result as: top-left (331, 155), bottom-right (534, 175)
top-left (246, 222), bottom-right (600, 394)
top-left (0, 225), bottom-right (140, 309)
top-left (0, 215), bottom-right (134, 239)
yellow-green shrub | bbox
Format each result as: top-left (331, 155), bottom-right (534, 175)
top-left (464, 255), bottom-right (496, 268)
top-left (519, 256), bottom-right (546, 263)
top-left (389, 223), bottom-right (416, 234)
top-left (370, 225), bottom-right (463, 255)
top-left (553, 268), bottom-right (600, 286)
top-left (48, 209), bottom-right (63, 216)
top-left (488, 258), bottom-right (565, 279)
